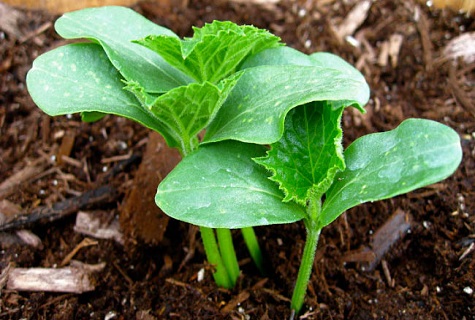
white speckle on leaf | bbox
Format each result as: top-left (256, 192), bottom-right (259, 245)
top-left (43, 84), bottom-right (50, 92)
top-left (70, 63), bottom-right (77, 72)
top-left (377, 165), bottom-right (403, 182)
top-left (86, 71), bottom-right (101, 84)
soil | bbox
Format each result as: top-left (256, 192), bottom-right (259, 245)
top-left (0, 0), bottom-right (474, 319)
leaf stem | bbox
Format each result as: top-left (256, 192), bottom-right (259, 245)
top-left (290, 195), bottom-right (322, 315)
top-left (241, 227), bottom-right (266, 275)
top-left (200, 227), bottom-right (233, 288)
top-left (216, 228), bottom-right (240, 286)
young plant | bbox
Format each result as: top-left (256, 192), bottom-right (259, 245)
top-left (155, 49), bottom-right (463, 315)
top-left (26, 6), bottom-right (367, 290)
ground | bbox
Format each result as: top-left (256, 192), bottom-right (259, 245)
top-left (0, 0), bottom-right (474, 319)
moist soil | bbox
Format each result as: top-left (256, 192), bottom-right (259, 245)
top-left (1, 0), bottom-right (474, 319)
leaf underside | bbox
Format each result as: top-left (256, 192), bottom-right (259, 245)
top-left (321, 118), bottom-right (463, 228)
top-left (155, 141), bottom-right (305, 229)
top-left (136, 20), bottom-right (282, 83)
top-left (54, 6), bottom-right (191, 93)
top-left (254, 102), bottom-right (345, 206)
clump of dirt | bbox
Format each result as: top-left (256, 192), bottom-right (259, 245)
top-left (0, 0), bottom-right (473, 319)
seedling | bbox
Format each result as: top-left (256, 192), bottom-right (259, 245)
top-left (26, 6), bottom-right (462, 316)
top-left (155, 48), bottom-right (462, 315)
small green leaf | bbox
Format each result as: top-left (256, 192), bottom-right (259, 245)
top-left (204, 64), bottom-right (369, 144)
top-left (136, 21), bottom-right (282, 83)
top-left (321, 119), bottom-right (463, 227)
top-left (155, 141), bottom-right (305, 229)
top-left (81, 111), bottom-right (106, 122)
top-left (254, 103), bottom-right (345, 206)
top-left (26, 43), bottom-right (167, 134)
top-left (126, 76), bottom-right (239, 154)
top-left (55, 6), bottom-right (192, 93)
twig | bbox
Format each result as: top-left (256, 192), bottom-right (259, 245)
top-left (0, 160), bottom-right (48, 200)
top-left (414, 6), bottom-right (434, 71)
top-left (0, 185), bottom-right (117, 232)
top-left (60, 238), bottom-right (98, 267)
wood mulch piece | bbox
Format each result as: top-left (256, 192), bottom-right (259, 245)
top-left (0, 0), bottom-right (474, 319)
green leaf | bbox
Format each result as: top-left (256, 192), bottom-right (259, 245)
top-left (241, 46), bottom-right (316, 68)
top-left (54, 6), bottom-right (192, 93)
top-left (26, 43), bottom-right (167, 134)
top-left (254, 103), bottom-right (345, 206)
top-left (125, 76), bottom-right (239, 154)
top-left (321, 119), bottom-right (463, 228)
top-left (155, 141), bottom-right (305, 229)
top-left (136, 20), bottom-right (282, 83)
top-left (203, 64), bottom-right (369, 145)
top-left (81, 111), bottom-right (107, 122)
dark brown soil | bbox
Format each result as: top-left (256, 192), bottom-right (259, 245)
top-left (1, 0), bottom-right (474, 319)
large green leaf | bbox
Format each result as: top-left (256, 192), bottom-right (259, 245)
top-left (26, 43), bottom-right (167, 134)
top-left (136, 21), bottom-right (282, 83)
top-left (321, 119), bottom-right (463, 228)
top-left (155, 141), bottom-right (305, 229)
top-left (126, 76), bottom-right (239, 154)
top-left (241, 46), bottom-right (315, 68)
top-left (55, 6), bottom-right (191, 93)
top-left (254, 103), bottom-right (345, 206)
top-left (203, 64), bottom-right (369, 144)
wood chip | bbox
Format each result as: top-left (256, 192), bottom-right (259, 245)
top-left (333, 0), bottom-right (372, 42)
top-left (7, 263), bottom-right (105, 293)
top-left (0, 161), bottom-right (48, 200)
top-left (120, 132), bottom-right (180, 246)
top-left (442, 32), bottom-right (475, 64)
top-left (0, 3), bottom-right (23, 38)
top-left (362, 209), bottom-right (413, 271)
top-left (388, 34), bottom-right (404, 68)
top-left (342, 209), bottom-right (413, 272)
top-left (221, 290), bottom-right (250, 313)
top-left (56, 130), bottom-right (75, 166)
top-left (15, 229), bottom-right (43, 248)
top-left (0, 263), bottom-right (11, 295)
top-left (74, 211), bottom-right (123, 244)
top-left (0, 199), bottom-right (22, 225)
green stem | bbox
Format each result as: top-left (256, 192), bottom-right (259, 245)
top-left (200, 227), bottom-right (233, 289)
top-left (182, 139), bottom-right (239, 289)
top-left (290, 222), bottom-right (321, 314)
top-left (216, 228), bottom-right (240, 286)
top-left (241, 227), bottom-right (266, 275)
top-left (290, 194), bottom-right (323, 315)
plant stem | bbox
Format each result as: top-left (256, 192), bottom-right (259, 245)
top-left (290, 194), bottom-right (323, 315)
top-left (241, 227), bottom-right (266, 275)
top-left (216, 228), bottom-right (240, 286)
top-left (200, 227), bottom-right (233, 289)
top-left (290, 222), bottom-right (321, 314)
